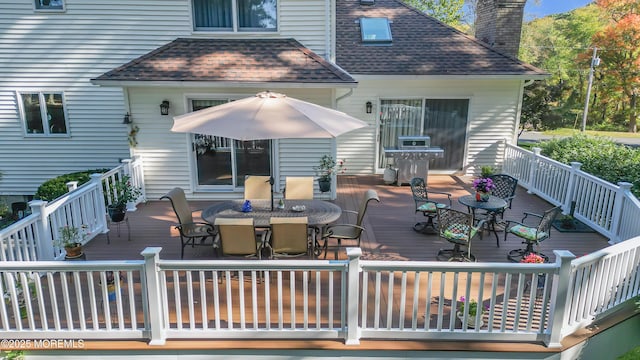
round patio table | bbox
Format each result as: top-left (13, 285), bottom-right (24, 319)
top-left (458, 194), bottom-right (507, 248)
top-left (202, 199), bottom-right (342, 257)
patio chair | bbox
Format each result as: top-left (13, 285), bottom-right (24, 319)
top-left (320, 189), bottom-right (380, 259)
top-left (477, 174), bottom-right (518, 221)
top-left (284, 176), bottom-right (314, 200)
top-left (266, 217), bottom-right (311, 258)
top-left (214, 218), bottom-right (266, 259)
top-left (436, 208), bottom-right (485, 262)
top-left (160, 187), bottom-right (216, 259)
top-left (505, 206), bottom-right (562, 263)
top-left (410, 177), bottom-right (452, 234)
top-left (244, 175), bottom-right (272, 200)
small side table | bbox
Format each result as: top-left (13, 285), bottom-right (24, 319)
top-left (106, 217), bottom-right (131, 244)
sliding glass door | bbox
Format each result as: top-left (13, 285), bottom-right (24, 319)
top-left (377, 98), bottom-right (469, 171)
top-left (191, 99), bottom-right (271, 189)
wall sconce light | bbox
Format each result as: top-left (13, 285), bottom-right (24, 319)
top-left (122, 113), bottom-right (132, 124)
top-left (160, 100), bottom-right (170, 116)
top-left (366, 101), bottom-right (373, 114)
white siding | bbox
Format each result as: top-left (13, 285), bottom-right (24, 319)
top-left (126, 87), bottom-right (334, 200)
top-left (336, 78), bottom-right (523, 177)
top-left (0, 0), bottom-right (329, 196)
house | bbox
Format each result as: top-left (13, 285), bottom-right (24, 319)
top-left (0, 0), bottom-right (546, 204)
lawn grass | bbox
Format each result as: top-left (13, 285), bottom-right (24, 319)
top-left (618, 346), bottom-right (640, 359)
top-left (544, 129), bottom-right (640, 139)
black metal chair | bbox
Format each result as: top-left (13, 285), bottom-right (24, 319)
top-left (505, 206), bottom-right (562, 263)
top-left (436, 208), bottom-right (485, 262)
top-left (410, 177), bottom-right (452, 234)
top-left (160, 187), bottom-right (216, 259)
top-left (321, 189), bottom-right (380, 259)
top-left (485, 174), bottom-right (518, 219)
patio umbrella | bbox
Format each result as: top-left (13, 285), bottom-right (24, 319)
top-left (171, 91), bottom-right (367, 210)
top-left (171, 91), bottom-right (367, 141)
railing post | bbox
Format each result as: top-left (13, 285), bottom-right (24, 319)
top-left (90, 174), bottom-right (109, 235)
top-left (28, 200), bottom-right (55, 261)
top-left (562, 162), bottom-right (582, 214)
top-left (610, 182), bottom-right (633, 245)
top-left (345, 247), bottom-right (362, 345)
top-left (141, 247), bottom-right (166, 345)
top-left (546, 250), bottom-right (576, 348)
top-left (65, 181), bottom-right (78, 193)
top-left (527, 147), bottom-right (541, 195)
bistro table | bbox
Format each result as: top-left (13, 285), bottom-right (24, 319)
top-left (458, 194), bottom-right (507, 247)
top-left (202, 199), bottom-right (342, 257)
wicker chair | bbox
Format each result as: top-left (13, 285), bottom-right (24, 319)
top-left (505, 206), bottom-right (561, 263)
top-left (410, 177), bottom-right (452, 234)
top-left (321, 189), bottom-right (380, 259)
top-left (266, 217), bottom-right (311, 258)
top-left (160, 187), bottom-right (215, 259)
top-left (436, 208), bottom-right (485, 262)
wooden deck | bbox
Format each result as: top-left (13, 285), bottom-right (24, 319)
top-left (83, 175), bottom-right (610, 262)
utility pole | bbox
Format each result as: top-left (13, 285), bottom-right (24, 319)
top-left (582, 47), bottom-right (600, 132)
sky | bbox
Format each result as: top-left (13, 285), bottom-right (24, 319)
top-left (524, 0), bottom-right (594, 18)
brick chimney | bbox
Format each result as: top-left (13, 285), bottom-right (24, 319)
top-left (475, 0), bottom-right (526, 57)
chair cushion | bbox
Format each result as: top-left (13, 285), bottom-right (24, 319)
top-left (508, 224), bottom-right (547, 241)
top-left (442, 225), bottom-right (478, 242)
top-left (417, 202), bottom-right (447, 213)
top-left (182, 223), bottom-right (213, 237)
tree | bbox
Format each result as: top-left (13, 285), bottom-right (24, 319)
top-left (403, 0), bottom-right (465, 26)
top-left (519, 5), bottom-right (606, 129)
top-left (590, 0), bottom-right (640, 132)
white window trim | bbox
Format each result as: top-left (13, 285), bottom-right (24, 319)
top-left (33, 0), bottom-right (66, 12)
top-left (17, 91), bottom-right (70, 137)
top-left (190, 0), bottom-right (279, 34)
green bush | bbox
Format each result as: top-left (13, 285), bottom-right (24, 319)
top-left (34, 169), bottom-right (110, 201)
top-left (539, 134), bottom-right (640, 198)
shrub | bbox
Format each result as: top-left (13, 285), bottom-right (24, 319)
top-left (538, 134), bottom-right (640, 198)
top-left (35, 169), bottom-right (110, 201)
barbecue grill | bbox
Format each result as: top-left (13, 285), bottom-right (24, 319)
top-left (383, 136), bottom-right (444, 185)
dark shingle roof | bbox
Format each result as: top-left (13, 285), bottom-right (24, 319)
top-left (93, 38), bottom-right (356, 84)
top-left (336, 0), bottom-right (547, 76)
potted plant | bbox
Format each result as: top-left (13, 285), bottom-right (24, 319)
top-left (54, 224), bottom-right (88, 258)
top-left (106, 175), bottom-right (141, 222)
top-left (313, 155), bottom-right (346, 193)
top-left (472, 177), bottom-right (495, 202)
top-left (456, 296), bottom-right (487, 328)
top-left (521, 253), bottom-right (547, 289)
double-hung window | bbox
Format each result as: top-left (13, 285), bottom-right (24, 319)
top-left (193, 0), bottom-right (277, 32)
top-left (18, 92), bottom-right (69, 136)
top-left (34, 0), bottom-right (65, 11)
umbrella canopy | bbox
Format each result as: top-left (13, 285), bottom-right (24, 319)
top-left (171, 91), bottom-right (367, 141)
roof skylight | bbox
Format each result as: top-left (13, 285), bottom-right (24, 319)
top-left (360, 17), bottom-right (392, 44)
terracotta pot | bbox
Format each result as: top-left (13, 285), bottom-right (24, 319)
top-left (65, 244), bottom-right (83, 258)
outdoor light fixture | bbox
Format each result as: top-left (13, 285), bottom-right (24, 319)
top-left (366, 101), bottom-right (373, 114)
top-left (160, 100), bottom-right (170, 116)
top-left (122, 113), bottom-right (132, 124)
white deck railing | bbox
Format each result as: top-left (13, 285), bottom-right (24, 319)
top-left (503, 143), bottom-right (640, 244)
top-left (0, 157), bottom-right (145, 261)
top-left (1, 238), bottom-right (639, 347)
